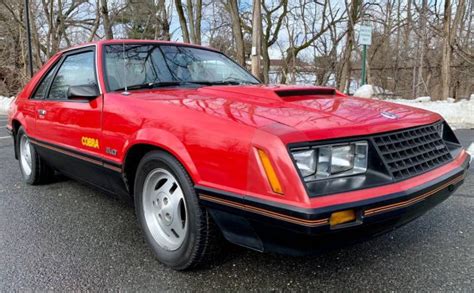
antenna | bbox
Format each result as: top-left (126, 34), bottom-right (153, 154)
top-left (121, 40), bottom-right (130, 95)
top-left (121, 7), bottom-right (129, 96)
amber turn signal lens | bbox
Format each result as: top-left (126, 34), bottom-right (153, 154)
top-left (257, 149), bottom-right (284, 194)
top-left (330, 209), bottom-right (356, 226)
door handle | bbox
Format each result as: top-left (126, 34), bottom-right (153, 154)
top-left (38, 109), bottom-right (47, 116)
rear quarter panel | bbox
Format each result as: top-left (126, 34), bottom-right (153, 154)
top-left (8, 54), bottom-right (62, 134)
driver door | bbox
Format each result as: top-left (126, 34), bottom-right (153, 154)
top-left (34, 47), bottom-right (106, 187)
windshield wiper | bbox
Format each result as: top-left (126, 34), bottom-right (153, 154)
top-left (114, 81), bottom-right (209, 92)
top-left (114, 79), bottom-right (259, 92)
top-left (209, 78), bottom-right (260, 85)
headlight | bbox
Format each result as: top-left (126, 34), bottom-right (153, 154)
top-left (292, 149), bottom-right (316, 177)
top-left (292, 141), bottom-right (368, 181)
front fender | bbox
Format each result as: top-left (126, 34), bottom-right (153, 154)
top-left (122, 128), bottom-right (201, 182)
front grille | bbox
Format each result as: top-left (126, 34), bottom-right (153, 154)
top-left (373, 122), bottom-right (452, 181)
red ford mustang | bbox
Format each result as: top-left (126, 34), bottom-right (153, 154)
top-left (6, 40), bottom-right (470, 270)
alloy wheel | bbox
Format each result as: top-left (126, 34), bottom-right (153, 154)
top-left (142, 168), bottom-right (188, 251)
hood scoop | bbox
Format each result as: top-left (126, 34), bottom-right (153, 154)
top-left (198, 85), bottom-right (341, 102)
top-left (274, 87), bottom-right (337, 99)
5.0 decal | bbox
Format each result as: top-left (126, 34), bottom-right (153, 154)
top-left (106, 147), bottom-right (117, 156)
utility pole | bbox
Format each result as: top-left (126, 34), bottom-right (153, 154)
top-left (251, 0), bottom-right (262, 80)
top-left (25, 0), bottom-right (33, 77)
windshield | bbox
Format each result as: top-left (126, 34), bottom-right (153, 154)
top-left (104, 44), bottom-right (260, 91)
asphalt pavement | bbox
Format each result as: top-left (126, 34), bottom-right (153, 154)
top-left (0, 114), bottom-right (473, 291)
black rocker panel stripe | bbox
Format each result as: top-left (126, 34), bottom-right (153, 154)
top-left (28, 136), bottom-right (122, 172)
top-left (31, 137), bottom-right (130, 197)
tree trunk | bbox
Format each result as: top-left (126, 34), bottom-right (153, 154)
top-left (100, 0), bottom-right (114, 39)
top-left (338, 29), bottom-right (353, 92)
top-left (194, 0), bottom-right (202, 44)
top-left (337, 0), bottom-right (360, 92)
top-left (185, 0), bottom-right (196, 43)
top-left (452, 0), bottom-right (466, 99)
top-left (175, 0), bottom-right (190, 43)
top-left (155, 0), bottom-right (170, 40)
top-left (439, 0), bottom-right (452, 100)
top-left (416, 0), bottom-right (428, 97)
top-left (261, 0), bottom-right (288, 83)
top-left (251, 0), bottom-right (263, 80)
top-left (262, 40), bottom-right (270, 83)
top-left (88, 0), bottom-right (101, 42)
top-left (175, 0), bottom-right (201, 44)
top-left (227, 0), bottom-right (245, 66)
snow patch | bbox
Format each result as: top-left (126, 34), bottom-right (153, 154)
top-left (354, 85), bottom-right (474, 128)
top-left (0, 96), bottom-right (13, 114)
top-left (467, 143), bottom-right (474, 166)
top-left (389, 98), bottom-right (474, 128)
top-left (353, 85), bottom-right (374, 98)
top-left (415, 96), bottom-right (431, 103)
top-left (353, 84), bottom-right (395, 99)
top-left (467, 143), bottom-right (474, 157)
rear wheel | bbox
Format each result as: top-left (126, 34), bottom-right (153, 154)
top-left (134, 150), bottom-right (218, 270)
top-left (17, 127), bottom-right (54, 185)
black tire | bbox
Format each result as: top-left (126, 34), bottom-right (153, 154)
top-left (16, 127), bottom-right (54, 185)
top-left (134, 150), bottom-right (218, 270)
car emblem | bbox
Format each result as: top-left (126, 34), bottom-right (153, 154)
top-left (381, 111), bottom-right (398, 119)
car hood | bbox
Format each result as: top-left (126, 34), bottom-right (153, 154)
top-left (135, 85), bottom-right (441, 143)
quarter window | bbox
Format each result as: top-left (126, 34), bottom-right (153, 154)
top-left (32, 62), bottom-right (59, 100)
top-left (48, 51), bottom-right (97, 100)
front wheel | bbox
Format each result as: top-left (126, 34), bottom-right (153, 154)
top-left (134, 151), bottom-right (218, 270)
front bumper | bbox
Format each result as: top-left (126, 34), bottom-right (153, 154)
top-left (197, 154), bottom-right (470, 255)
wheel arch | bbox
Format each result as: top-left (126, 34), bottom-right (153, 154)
top-left (11, 118), bottom-right (25, 160)
top-left (122, 129), bottom-right (200, 197)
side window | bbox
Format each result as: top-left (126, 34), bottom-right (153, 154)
top-left (48, 51), bottom-right (97, 100)
top-left (32, 62), bottom-right (59, 100)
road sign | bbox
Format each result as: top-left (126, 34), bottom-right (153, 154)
top-left (358, 25), bottom-right (372, 86)
top-left (358, 25), bottom-right (372, 46)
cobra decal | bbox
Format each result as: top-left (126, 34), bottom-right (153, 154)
top-left (81, 136), bottom-right (100, 149)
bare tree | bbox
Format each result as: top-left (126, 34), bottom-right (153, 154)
top-left (337, 0), bottom-right (362, 92)
top-left (88, 0), bottom-right (100, 41)
top-left (439, 0), bottom-right (452, 100)
top-left (0, 0), bottom-right (472, 99)
top-left (261, 0), bottom-right (288, 83)
top-left (100, 0), bottom-right (113, 39)
top-left (224, 0), bottom-right (245, 65)
top-left (175, 0), bottom-right (202, 44)
top-left (155, 0), bottom-right (171, 40)
top-left (439, 0), bottom-right (467, 100)
top-left (251, 0), bottom-right (262, 79)
top-left (280, 0), bottom-right (342, 84)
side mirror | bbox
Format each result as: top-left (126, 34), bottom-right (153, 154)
top-left (67, 84), bottom-right (100, 100)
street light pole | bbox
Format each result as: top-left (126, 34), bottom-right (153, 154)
top-left (25, 0), bottom-right (33, 77)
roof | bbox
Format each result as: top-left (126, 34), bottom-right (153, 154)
top-left (59, 39), bottom-right (219, 54)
